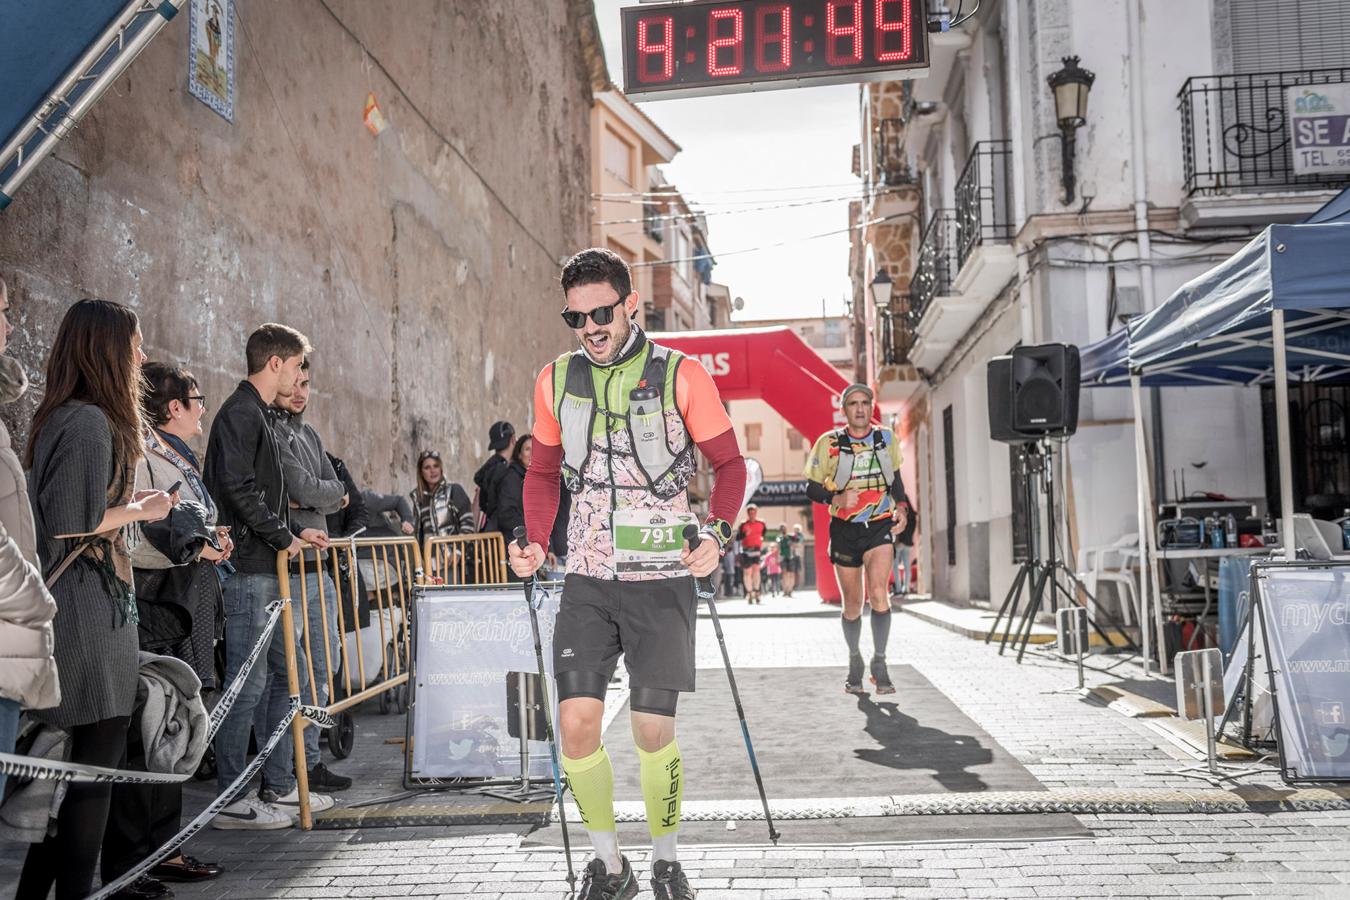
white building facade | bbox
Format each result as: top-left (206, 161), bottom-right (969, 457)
top-left (855, 0), bottom-right (1350, 605)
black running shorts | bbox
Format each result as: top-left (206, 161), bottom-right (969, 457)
top-left (828, 517), bottom-right (894, 568)
top-left (553, 573), bottom-right (697, 693)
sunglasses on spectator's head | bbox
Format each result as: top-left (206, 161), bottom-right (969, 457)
top-left (419, 451), bottom-right (441, 463)
top-left (560, 297), bottom-right (625, 329)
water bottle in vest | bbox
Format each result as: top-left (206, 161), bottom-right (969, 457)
top-left (629, 386), bottom-right (663, 446)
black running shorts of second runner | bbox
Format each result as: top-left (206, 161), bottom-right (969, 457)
top-left (828, 516), bottom-right (895, 568)
top-left (554, 573), bottom-right (697, 693)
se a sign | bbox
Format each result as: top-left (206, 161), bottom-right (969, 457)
top-left (621, 0), bottom-right (931, 100)
top-left (1288, 84), bottom-right (1350, 177)
top-left (750, 479), bottom-right (811, 506)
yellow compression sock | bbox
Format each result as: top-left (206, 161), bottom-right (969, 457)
top-left (637, 739), bottom-right (683, 838)
top-left (560, 744), bottom-right (616, 833)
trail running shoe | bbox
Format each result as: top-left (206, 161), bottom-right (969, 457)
top-left (651, 859), bottom-right (697, 899)
top-left (845, 653), bottom-right (868, 695)
top-left (578, 856), bottom-right (638, 900)
top-left (870, 655), bottom-right (896, 695)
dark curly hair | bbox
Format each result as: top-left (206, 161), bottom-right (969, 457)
top-left (142, 362), bottom-right (199, 427)
top-left (560, 247), bottom-right (632, 300)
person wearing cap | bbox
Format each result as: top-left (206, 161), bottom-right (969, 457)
top-left (472, 420), bottom-right (516, 534)
top-left (804, 383), bottom-right (909, 695)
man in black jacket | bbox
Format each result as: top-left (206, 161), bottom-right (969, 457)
top-left (472, 420), bottom-right (514, 533)
top-left (205, 324), bottom-right (330, 830)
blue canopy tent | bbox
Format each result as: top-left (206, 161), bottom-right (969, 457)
top-left (0, 0), bottom-right (184, 209)
top-left (1080, 191), bottom-right (1350, 671)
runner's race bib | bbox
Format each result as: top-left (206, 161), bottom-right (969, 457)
top-left (612, 509), bottom-right (700, 576)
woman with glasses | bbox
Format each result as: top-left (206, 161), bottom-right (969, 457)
top-left (100, 362), bottom-right (231, 897)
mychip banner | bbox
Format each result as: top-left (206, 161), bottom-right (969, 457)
top-left (409, 583), bottom-right (561, 781)
top-left (1255, 562), bottom-right (1350, 782)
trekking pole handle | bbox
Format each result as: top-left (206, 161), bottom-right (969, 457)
top-left (682, 525), bottom-right (716, 599)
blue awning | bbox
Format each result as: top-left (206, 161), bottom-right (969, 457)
top-left (1081, 193), bottom-right (1350, 388)
top-left (0, 1), bottom-right (183, 209)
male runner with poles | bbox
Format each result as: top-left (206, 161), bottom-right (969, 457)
top-left (804, 384), bottom-right (909, 695)
top-left (509, 248), bottom-right (746, 900)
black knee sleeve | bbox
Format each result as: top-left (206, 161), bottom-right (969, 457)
top-left (629, 687), bottom-right (679, 717)
top-left (555, 669), bottom-right (609, 703)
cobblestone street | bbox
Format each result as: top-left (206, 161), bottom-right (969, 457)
top-left (5, 597), bottom-right (1348, 899)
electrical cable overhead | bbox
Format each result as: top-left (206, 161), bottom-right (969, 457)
top-left (594, 188), bottom-right (901, 226)
top-left (630, 209), bottom-right (920, 268)
top-left (591, 179), bottom-right (868, 199)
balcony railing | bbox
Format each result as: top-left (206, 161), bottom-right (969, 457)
top-left (908, 209), bottom-right (958, 326)
top-left (1180, 67), bottom-right (1350, 197)
top-left (954, 140), bottom-right (1014, 270)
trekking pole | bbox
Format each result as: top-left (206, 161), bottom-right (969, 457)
top-left (683, 525), bottom-right (780, 845)
top-left (513, 528), bottom-right (577, 897)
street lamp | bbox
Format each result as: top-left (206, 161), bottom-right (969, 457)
top-left (1047, 56), bottom-right (1095, 205)
top-left (870, 269), bottom-right (894, 310)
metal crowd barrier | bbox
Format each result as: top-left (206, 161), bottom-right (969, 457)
top-left (424, 531), bottom-right (510, 585)
top-left (277, 536), bottom-right (424, 829)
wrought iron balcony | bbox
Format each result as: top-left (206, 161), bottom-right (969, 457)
top-left (908, 209), bottom-right (958, 326)
top-left (1180, 67), bottom-right (1350, 196)
top-left (954, 140), bottom-right (1014, 270)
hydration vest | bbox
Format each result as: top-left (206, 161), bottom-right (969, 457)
top-left (552, 342), bottom-right (695, 500)
top-left (832, 427), bottom-right (896, 491)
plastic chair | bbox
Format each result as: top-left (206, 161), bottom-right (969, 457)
top-left (1077, 533), bottom-right (1141, 627)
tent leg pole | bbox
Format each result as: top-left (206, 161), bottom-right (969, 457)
top-left (1272, 310), bottom-right (1296, 561)
top-left (1131, 374), bottom-right (1155, 676)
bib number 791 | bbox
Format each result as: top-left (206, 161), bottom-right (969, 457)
top-left (639, 526), bottom-right (678, 547)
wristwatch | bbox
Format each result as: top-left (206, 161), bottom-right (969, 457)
top-left (702, 517), bottom-right (734, 552)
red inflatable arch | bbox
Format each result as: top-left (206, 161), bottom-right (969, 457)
top-left (652, 326), bottom-right (880, 604)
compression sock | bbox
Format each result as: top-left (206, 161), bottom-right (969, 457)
top-left (561, 744), bottom-right (620, 871)
top-left (637, 739), bottom-right (682, 862)
top-left (841, 613), bottom-right (863, 656)
top-left (871, 607), bottom-right (893, 659)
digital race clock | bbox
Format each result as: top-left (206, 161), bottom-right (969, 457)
top-left (621, 0), bottom-right (930, 100)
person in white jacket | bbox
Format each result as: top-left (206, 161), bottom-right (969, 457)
top-left (0, 276), bottom-right (60, 795)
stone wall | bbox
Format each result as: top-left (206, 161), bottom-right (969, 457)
top-left (0, 0), bottom-right (596, 495)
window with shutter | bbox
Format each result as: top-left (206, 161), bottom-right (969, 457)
top-left (1227, 0), bottom-right (1350, 73)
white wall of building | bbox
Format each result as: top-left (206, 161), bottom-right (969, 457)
top-left (885, 0), bottom-right (1313, 606)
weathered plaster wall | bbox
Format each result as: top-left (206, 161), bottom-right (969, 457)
top-left (0, 0), bottom-right (594, 494)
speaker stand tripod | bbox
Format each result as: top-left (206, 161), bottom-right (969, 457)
top-left (985, 441), bottom-right (1137, 662)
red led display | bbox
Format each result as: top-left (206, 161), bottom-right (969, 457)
top-left (622, 0), bottom-right (929, 100)
top-left (636, 16), bottom-right (675, 84)
top-left (708, 7), bottom-right (746, 77)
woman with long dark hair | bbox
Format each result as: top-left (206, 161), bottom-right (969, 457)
top-left (17, 299), bottom-right (174, 900)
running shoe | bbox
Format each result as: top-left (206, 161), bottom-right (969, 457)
top-left (845, 653), bottom-right (868, 695)
top-left (870, 655), bottom-right (896, 695)
top-left (578, 856), bottom-right (638, 900)
top-left (650, 859), bottom-right (697, 899)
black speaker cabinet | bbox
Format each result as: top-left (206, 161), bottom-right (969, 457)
top-left (1011, 343), bottom-right (1080, 438)
top-left (986, 355), bottom-right (1027, 444)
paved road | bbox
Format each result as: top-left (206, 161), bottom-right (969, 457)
top-left (3, 593), bottom-right (1348, 898)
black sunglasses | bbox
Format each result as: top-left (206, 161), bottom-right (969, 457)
top-left (561, 297), bottom-right (626, 329)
